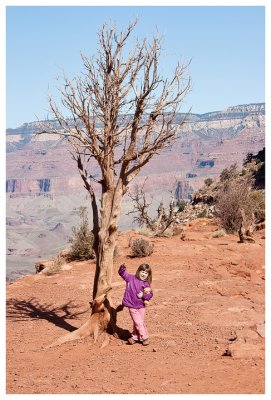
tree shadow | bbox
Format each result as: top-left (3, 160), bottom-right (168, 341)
top-left (6, 297), bottom-right (89, 332)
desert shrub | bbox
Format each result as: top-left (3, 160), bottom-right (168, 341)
top-left (219, 164), bottom-right (238, 182)
top-left (248, 190), bottom-right (265, 222)
top-left (130, 238), bottom-right (154, 258)
top-left (135, 226), bottom-right (156, 237)
top-left (44, 257), bottom-right (63, 275)
top-left (70, 206), bottom-right (95, 260)
top-left (215, 176), bottom-right (252, 233)
top-left (42, 255), bottom-right (65, 275)
top-left (212, 229), bottom-right (226, 238)
top-left (244, 152), bottom-right (254, 165)
top-left (177, 199), bottom-right (187, 212)
top-left (196, 209), bottom-right (208, 218)
top-left (204, 177), bottom-right (214, 187)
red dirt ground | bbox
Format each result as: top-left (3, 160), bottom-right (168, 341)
top-left (6, 218), bottom-right (265, 394)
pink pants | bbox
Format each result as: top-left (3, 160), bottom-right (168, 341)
top-left (129, 307), bottom-right (149, 341)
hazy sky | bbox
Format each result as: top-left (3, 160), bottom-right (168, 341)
top-left (5, 4), bottom-right (265, 128)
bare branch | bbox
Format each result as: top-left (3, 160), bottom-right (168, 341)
top-left (128, 180), bottom-right (180, 236)
top-left (40, 18), bottom-right (191, 231)
top-left (127, 179), bottom-right (155, 229)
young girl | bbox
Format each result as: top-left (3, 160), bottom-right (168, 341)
top-left (118, 263), bottom-right (153, 346)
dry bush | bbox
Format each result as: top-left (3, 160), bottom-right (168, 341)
top-left (41, 256), bottom-right (65, 276)
top-left (248, 190), bottom-right (265, 222)
top-left (130, 238), bottom-right (154, 258)
top-left (70, 206), bottom-right (95, 260)
top-left (135, 226), bottom-right (156, 237)
top-left (215, 176), bottom-right (254, 233)
top-left (219, 163), bottom-right (239, 182)
top-left (212, 229), bottom-right (226, 238)
top-left (196, 208), bottom-right (209, 219)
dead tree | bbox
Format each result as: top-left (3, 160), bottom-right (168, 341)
top-left (40, 19), bottom-right (191, 347)
top-left (128, 180), bottom-right (180, 236)
top-left (127, 180), bottom-right (156, 231)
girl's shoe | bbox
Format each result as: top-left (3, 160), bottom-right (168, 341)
top-left (128, 337), bottom-right (137, 345)
top-left (142, 338), bottom-right (150, 346)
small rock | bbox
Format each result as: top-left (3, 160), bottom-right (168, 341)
top-left (222, 349), bottom-right (232, 357)
top-left (229, 340), bottom-right (264, 359)
top-left (256, 323), bottom-right (265, 338)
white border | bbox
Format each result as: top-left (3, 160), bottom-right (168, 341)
top-left (1, 1), bottom-right (269, 399)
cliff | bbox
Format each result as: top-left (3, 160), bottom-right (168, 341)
top-left (6, 103), bottom-right (265, 195)
top-left (6, 103), bottom-right (265, 278)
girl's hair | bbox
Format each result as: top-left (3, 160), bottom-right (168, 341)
top-left (135, 263), bottom-right (152, 284)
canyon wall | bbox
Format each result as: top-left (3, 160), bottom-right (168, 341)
top-left (6, 103), bottom-right (265, 197)
top-left (6, 103), bottom-right (265, 278)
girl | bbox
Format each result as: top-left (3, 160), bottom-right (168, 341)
top-left (118, 263), bottom-right (153, 346)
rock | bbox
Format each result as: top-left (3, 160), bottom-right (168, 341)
top-left (256, 324), bottom-right (265, 338)
top-left (35, 260), bottom-right (54, 273)
top-left (229, 339), bottom-right (264, 359)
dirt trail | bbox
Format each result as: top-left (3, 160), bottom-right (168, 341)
top-left (6, 218), bottom-right (265, 394)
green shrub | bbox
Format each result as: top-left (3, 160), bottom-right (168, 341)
top-left (197, 209), bottom-right (208, 218)
top-left (177, 199), bottom-right (187, 212)
top-left (220, 164), bottom-right (238, 182)
top-left (244, 152), bottom-right (254, 165)
top-left (70, 206), bottom-right (95, 260)
top-left (204, 177), bottom-right (214, 187)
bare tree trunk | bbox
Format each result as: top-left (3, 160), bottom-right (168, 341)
top-left (89, 182), bottom-right (126, 340)
top-left (93, 180), bottom-right (124, 297)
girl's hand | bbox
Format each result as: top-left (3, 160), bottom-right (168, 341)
top-left (144, 300), bottom-right (149, 306)
top-left (137, 291), bottom-right (143, 299)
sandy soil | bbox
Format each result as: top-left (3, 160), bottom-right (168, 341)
top-left (6, 218), bottom-right (265, 394)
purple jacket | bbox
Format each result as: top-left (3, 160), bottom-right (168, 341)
top-left (118, 264), bottom-right (153, 309)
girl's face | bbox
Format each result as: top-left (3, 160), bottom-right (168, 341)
top-left (139, 270), bottom-right (149, 281)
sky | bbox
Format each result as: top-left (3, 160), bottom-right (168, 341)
top-left (4, 3), bottom-right (266, 129)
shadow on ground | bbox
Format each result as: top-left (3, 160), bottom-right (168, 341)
top-left (6, 297), bottom-right (89, 332)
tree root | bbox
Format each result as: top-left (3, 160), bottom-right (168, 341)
top-left (45, 319), bottom-right (95, 348)
top-left (44, 292), bottom-right (129, 349)
top-left (45, 292), bottom-right (110, 348)
top-left (238, 234), bottom-right (256, 243)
